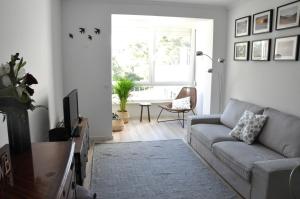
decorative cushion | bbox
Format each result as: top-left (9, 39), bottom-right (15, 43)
top-left (230, 110), bottom-right (268, 144)
top-left (221, 98), bottom-right (264, 128)
top-left (172, 97), bottom-right (190, 109)
top-left (241, 114), bottom-right (268, 145)
top-left (259, 108), bottom-right (300, 158)
top-left (229, 110), bottom-right (253, 140)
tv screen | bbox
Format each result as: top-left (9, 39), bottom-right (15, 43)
top-left (63, 89), bottom-right (79, 137)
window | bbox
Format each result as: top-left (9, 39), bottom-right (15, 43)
top-left (112, 15), bottom-right (198, 101)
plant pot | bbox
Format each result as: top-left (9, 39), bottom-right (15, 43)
top-left (0, 97), bottom-right (31, 155)
top-left (117, 111), bottom-right (129, 123)
top-left (112, 119), bottom-right (124, 132)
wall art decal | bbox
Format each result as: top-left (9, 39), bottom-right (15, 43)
top-left (88, 35), bottom-right (93, 40)
top-left (95, 28), bottom-right (101, 34)
top-left (69, 33), bottom-right (74, 39)
top-left (79, 28), bottom-right (86, 34)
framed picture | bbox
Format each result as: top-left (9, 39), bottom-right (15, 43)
top-left (235, 16), bottom-right (251, 37)
top-left (253, 10), bottom-right (273, 34)
top-left (274, 35), bottom-right (299, 61)
top-left (276, 1), bottom-right (300, 30)
top-left (251, 39), bottom-right (271, 61)
top-left (234, 41), bottom-right (250, 61)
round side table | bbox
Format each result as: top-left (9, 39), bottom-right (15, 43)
top-left (139, 102), bottom-right (151, 122)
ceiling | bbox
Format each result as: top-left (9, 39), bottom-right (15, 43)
top-left (141, 0), bottom-right (245, 7)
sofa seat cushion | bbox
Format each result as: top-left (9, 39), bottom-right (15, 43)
top-left (259, 108), bottom-right (300, 158)
top-left (212, 141), bottom-right (284, 181)
top-left (191, 124), bottom-right (236, 150)
top-left (221, 98), bottom-right (264, 129)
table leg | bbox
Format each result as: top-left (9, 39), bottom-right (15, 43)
top-left (140, 106), bottom-right (143, 122)
top-left (147, 106), bottom-right (151, 122)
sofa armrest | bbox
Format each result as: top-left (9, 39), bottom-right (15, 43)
top-left (251, 158), bottom-right (300, 199)
top-left (186, 114), bottom-right (222, 143)
top-left (189, 114), bottom-right (222, 126)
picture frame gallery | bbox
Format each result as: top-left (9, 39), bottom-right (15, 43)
top-left (234, 0), bottom-right (300, 61)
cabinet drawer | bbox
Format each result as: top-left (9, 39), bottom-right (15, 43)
top-left (59, 163), bottom-right (76, 199)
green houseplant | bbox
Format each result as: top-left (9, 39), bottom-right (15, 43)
top-left (113, 77), bottom-right (134, 123)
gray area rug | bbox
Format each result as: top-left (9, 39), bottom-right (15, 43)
top-left (92, 140), bottom-right (238, 199)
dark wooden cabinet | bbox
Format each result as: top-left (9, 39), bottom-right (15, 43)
top-left (73, 118), bottom-right (89, 185)
top-left (0, 142), bottom-right (76, 199)
top-left (49, 118), bottom-right (90, 186)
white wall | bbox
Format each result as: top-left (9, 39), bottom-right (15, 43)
top-left (224, 0), bottom-right (300, 117)
top-left (0, 0), bottom-right (63, 147)
top-left (62, 0), bottom-right (228, 140)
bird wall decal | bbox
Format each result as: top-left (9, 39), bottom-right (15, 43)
top-left (69, 33), bottom-right (74, 39)
top-left (79, 28), bottom-right (85, 34)
top-left (94, 28), bottom-right (100, 34)
top-left (88, 35), bottom-right (92, 40)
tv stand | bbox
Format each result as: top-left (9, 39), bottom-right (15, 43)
top-left (49, 118), bottom-right (89, 185)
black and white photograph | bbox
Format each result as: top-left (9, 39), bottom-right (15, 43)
top-left (251, 39), bottom-right (271, 61)
top-left (276, 1), bottom-right (300, 30)
top-left (274, 35), bottom-right (299, 61)
top-left (253, 10), bottom-right (273, 34)
top-left (234, 41), bottom-right (250, 60)
top-left (235, 16), bottom-right (251, 37)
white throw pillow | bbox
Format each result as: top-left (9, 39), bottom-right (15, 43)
top-left (172, 97), bottom-right (191, 110)
top-left (229, 110), bottom-right (268, 144)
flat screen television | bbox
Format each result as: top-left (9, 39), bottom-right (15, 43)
top-left (63, 89), bottom-right (80, 137)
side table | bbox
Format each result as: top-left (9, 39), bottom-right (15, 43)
top-left (139, 102), bottom-right (151, 122)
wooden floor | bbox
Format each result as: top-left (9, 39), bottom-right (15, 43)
top-left (84, 119), bottom-right (187, 189)
top-left (109, 119), bottom-right (187, 142)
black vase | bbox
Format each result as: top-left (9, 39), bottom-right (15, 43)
top-left (0, 98), bottom-right (31, 155)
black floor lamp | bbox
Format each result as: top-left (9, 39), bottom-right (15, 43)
top-left (196, 51), bottom-right (225, 113)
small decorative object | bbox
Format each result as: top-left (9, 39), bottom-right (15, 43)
top-left (113, 77), bottom-right (135, 123)
top-left (235, 16), bottom-right (251, 37)
top-left (0, 53), bottom-right (40, 155)
top-left (94, 28), bottom-right (100, 34)
top-left (274, 35), bottom-right (299, 61)
top-left (251, 39), bottom-right (271, 61)
top-left (112, 113), bottom-right (124, 132)
top-left (88, 35), bottom-right (92, 40)
top-left (234, 41), bottom-right (250, 61)
top-left (253, 10), bottom-right (273, 34)
top-left (276, 1), bottom-right (300, 30)
top-left (79, 28), bottom-right (86, 34)
top-left (69, 33), bottom-right (74, 39)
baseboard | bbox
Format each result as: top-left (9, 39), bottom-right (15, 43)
top-left (90, 135), bottom-right (113, 143)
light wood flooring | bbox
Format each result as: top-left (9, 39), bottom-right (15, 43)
top-left (110, 119), bottom-right (187, 142)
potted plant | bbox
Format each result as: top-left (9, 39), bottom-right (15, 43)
top-left (0, 53), bottom-right (41, 154)
top-left (113, 77), bottom-right (134, 123)
top-left (112, 113), bottom-right (124, 132)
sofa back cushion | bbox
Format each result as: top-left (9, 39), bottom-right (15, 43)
top-left (220, 98), bottom-right (264, 128)
top-left (259, 108), bottom-right (300, 158)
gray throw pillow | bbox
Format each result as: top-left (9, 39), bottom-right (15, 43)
top-left (229, 110), bottom-right (268, 144)
top-left (241, 114), bottom-right (268, 144)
